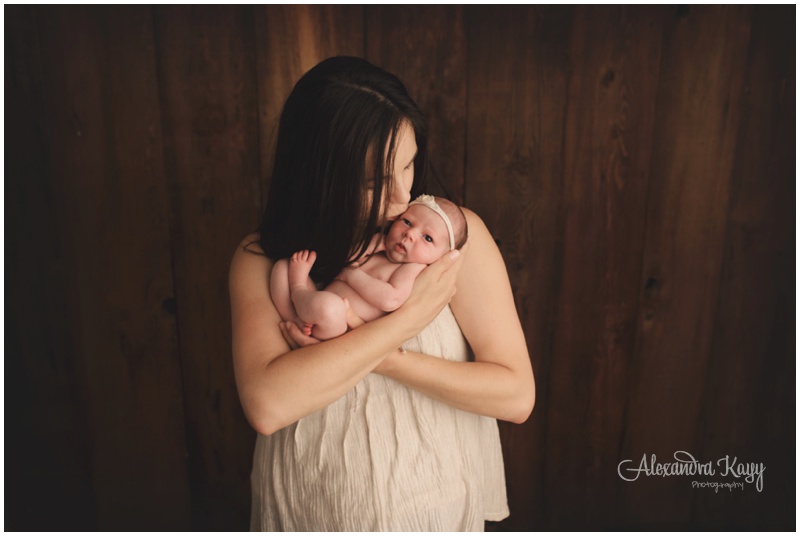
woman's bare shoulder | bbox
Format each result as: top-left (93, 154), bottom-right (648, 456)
top-left (230, 232), bottom-right (272, 295)
top-left (460, 205), bottom-right (479, 220)
top-left (231, 232), bottom-right (267, 264)
top-left (234, 232), bottom-right (264, 255)
top-left (452, 204), bottom-right (512, 310)
top-left (459, 206), bottom-right (495, 253)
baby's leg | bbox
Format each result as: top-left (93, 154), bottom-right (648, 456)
top-left (289, 251), bottom-right (348, 340)
top-left (270, 258), bottom-right (309, 330)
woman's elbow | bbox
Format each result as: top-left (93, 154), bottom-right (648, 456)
top-left (254, 422), bottom-right (280, 437)
top-left (507, 379), bottom-right (535, 424)
top-left (240, 396), bottom-right (289, 436)
top-left (247, 411), bottom-right (288, 437)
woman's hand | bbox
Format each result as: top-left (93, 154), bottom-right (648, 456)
top-left (278, 298), bottom-right (365, 348)
top-left (372, 209), bottom-right (535, 424)
top-left (371, 245), bottom-right (467, 374)
top-left (394, 241), bottom-right (469, 334)
top-left (279, 321), bottom-right (320, 349)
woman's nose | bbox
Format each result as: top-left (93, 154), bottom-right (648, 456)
top-left (386, 179), bottom-right (412, 219)
top-left (393, 187), bottom-right (411, 205)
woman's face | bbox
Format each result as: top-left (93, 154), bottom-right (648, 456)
top-left (366, 121), bottom-right (417, 223)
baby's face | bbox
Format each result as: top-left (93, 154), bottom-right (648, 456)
top-left (385, 204), bottom-right (450, 265)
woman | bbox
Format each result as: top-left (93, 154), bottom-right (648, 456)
top-left (230, 56), bottom-right (535, 531)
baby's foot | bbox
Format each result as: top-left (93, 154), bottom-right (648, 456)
top-left (288, 250), bottom-right (317, 291)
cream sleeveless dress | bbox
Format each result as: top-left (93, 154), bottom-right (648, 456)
top-left (250, 306), bottom-right (509, 531)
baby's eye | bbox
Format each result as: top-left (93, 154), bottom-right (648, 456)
top-left (424, 235), bottom-right (433, 243)
top-left (403, 219), bottom-right (411, 226)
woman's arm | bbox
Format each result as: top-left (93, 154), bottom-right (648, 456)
top-left (230, 233), bottom-right (464, 435)
top-left (373, 209), bottom-right (536, 423)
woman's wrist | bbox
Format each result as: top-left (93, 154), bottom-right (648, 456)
top-left (383, 303), bottom-right (431, 342)
top-left (372, 347), bottom-right (406, 376)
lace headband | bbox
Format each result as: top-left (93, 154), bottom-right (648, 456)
top-left (408, 194), bottom-right (455, 251)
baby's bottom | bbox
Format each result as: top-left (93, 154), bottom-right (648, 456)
top-left (270, 252), bottom-right (349, 341)
top-left (290, 287), bottom-right (348, 340)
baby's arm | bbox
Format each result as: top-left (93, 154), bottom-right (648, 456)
top-left (338, 263), bottom-right (426, 312)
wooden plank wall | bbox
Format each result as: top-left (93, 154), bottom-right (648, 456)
top-left (5, 5), bottom-right (794, 531)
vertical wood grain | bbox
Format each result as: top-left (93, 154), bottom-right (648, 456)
top-left (254, 5), bottom-right (364, 203)
top-left (365, 5), bottom-right (467, 203)
top-left (691, 5), bottom-right (795, 529)
top-left (620, 5), bottom-right (752, 527)
top-left (545, 6), bottom-right (664, 529)
top-left (465, 6), bottom-right (572, 530)
top-left (5, 5), bottom-right (98, 529)
top-left (32, 5), bottom-right (192, 529)
top-left (153, 5), bottom-right (260, 529)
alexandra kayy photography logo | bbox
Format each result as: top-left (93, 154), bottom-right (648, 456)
top-left (617, 451), bottom-right (765, 492)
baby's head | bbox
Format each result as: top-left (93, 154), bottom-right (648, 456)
top-left (385, 195), bottom-right (468, 265)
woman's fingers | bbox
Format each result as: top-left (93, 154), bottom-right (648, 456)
top-left (400, 239), bottom-right (470, 329)
top-left (420, 239), bottom-right (469, 283)
top-left (442, 239), bottom-right (469, 279)
top-left (280, 321), bottom-right (321, 348)
top-left (278, 322), bottom-right (298, 350)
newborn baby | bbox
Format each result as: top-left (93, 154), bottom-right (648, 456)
top-left (271, 194), bottom-right (468, 340)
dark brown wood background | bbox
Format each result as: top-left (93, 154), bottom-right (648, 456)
top-left (6, 5), bottom-right (794, 531)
